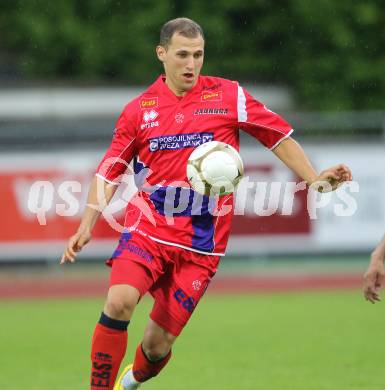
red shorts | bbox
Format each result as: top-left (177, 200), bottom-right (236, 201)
top-left (108, 230), bottom-right (220, 336)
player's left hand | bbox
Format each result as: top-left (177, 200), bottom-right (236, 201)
top-left (311, 164), bottom-right (352, 192)
top-left (363, 256), bottom-right (385, 304)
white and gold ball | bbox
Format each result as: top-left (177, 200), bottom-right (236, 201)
top-left (187, 141), bottom-right (244, 196)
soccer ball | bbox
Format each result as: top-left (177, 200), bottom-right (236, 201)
top-left (187, 141), bottom-right (244, 196)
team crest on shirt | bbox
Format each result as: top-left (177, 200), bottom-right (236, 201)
top-left (201, 90), bottom-right (222, 102)
top-left (175, 112), bottom-right (184, 123)
top-left (192, 280), bottom-right (202, 291)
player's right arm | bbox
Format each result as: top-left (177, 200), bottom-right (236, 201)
top-left (60, 176), bottom-right (118, 264)
top-left (60, 102), bottom-right (138, 264)
top-left (363, 235), bottom-right (385, 303)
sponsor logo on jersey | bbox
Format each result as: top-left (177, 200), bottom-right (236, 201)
top-left (141, 110), bottom-right (159, 130)
top-left (174, 288), bottom-right (196, 313)
top-left (111, 231), bottom-right (153, 263)
top-left (143, 109), bottom-right (158, 122)
top-left (201, 83), bottom-right (222, 91)
top-left (201, 90), bottom-right (222, 102)
top-left (148, 132), bottom-right (214, 152)
top-left (194, 108), bottom-right (228, 115)
top-left (139, 97), bottom-right (158, 109)
top-left (149, 139), bottom-right (159, 152)
top-left (141, 121), bottom-right (159, 130)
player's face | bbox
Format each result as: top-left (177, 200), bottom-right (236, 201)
top-left (156, 33), bottom-right (204, 96)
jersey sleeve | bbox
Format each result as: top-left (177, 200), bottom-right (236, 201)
top-left (236, 84), bottom-right (294, 150)
top-left (96, 105), bottom-right (137, 185)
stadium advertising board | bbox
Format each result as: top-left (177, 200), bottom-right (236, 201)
top-left (0, 144), bottom-right (383, 260)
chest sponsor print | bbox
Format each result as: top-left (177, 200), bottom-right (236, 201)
top-left (149, 132), bottom-right (214, 152)
top-left (194, 108), bottom-right (228, 115)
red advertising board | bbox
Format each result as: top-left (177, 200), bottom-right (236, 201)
top-left (231, 164), bottom-right (311, 235)
top-left (0, 152), bottom-right (311, 259)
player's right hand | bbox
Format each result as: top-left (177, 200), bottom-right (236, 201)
top-left (60, 230), bottom-right (92, 264)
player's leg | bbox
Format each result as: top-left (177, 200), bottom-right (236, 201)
top-left (91, 231), bottom-right (164, 389)
top-left (116, 319), bottom-right (176, 389)
top-left (142, 318), bottom-right (176, 363)
top-left (90, 284), bottom-right (142, 390)
top-left (116, 250), bottom-right (219, 388)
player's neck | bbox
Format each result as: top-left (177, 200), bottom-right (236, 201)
top-left (164, 77), bottom-right (197, 97)
top-left (164, 78), bottom-right (185, 97)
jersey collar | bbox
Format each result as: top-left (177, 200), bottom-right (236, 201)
top-left (155, 74), bottom-right (202, 102)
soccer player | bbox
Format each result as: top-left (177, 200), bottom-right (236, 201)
top-left (363, 235), bottom-right (385, 303)
top-left (61, 18), bottom-right (353, 390)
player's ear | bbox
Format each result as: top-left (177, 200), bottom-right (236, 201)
top-left (156, 45), bottom-right (166, 62)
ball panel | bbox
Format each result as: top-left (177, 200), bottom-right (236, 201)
top-left (186, 141), bottom-right (244, 197)
top-left (188, 141), bottom-right (219, 161)
top-left (187, 161), bottom-right (211, 196)
top-left (186, 163), bottom-right (199, 182)
top-left (201, 151), bottom-right (238, 184)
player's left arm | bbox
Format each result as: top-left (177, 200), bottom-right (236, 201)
top-left (235, 84), bottom-right (352, 191)
top-left (272, 137), bottom-right (352, 192)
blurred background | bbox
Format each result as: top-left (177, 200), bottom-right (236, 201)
top-left (0, 2), bottom-right (384, 389)
top-left (0, 0), bottom-right (384, 265)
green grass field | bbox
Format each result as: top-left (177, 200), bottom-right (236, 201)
top-left (1, 291), bottom-right (384, 390)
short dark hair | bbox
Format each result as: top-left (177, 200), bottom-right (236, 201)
top-left (159, 18), bottom-right (204, 48)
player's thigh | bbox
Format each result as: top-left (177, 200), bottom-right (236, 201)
top-left (149, 257), bottom-right (217, 336)
top-left (106, 231), bottom-right (165, 320)
top-left (108, 231), bottom-right (164, 290)
top-left (106, 259), bottom-right (155, 320)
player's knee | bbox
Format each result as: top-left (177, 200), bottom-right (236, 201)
top-left (142, 332), bottom-right (175, 361)
top-left (104, 296), bottom-right (135, 320)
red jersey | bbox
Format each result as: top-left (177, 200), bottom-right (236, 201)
top-left (96, 75), bottom-right (293, 256)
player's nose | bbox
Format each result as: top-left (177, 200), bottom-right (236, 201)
top-left (185, 58), bottom-right (194, 71)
